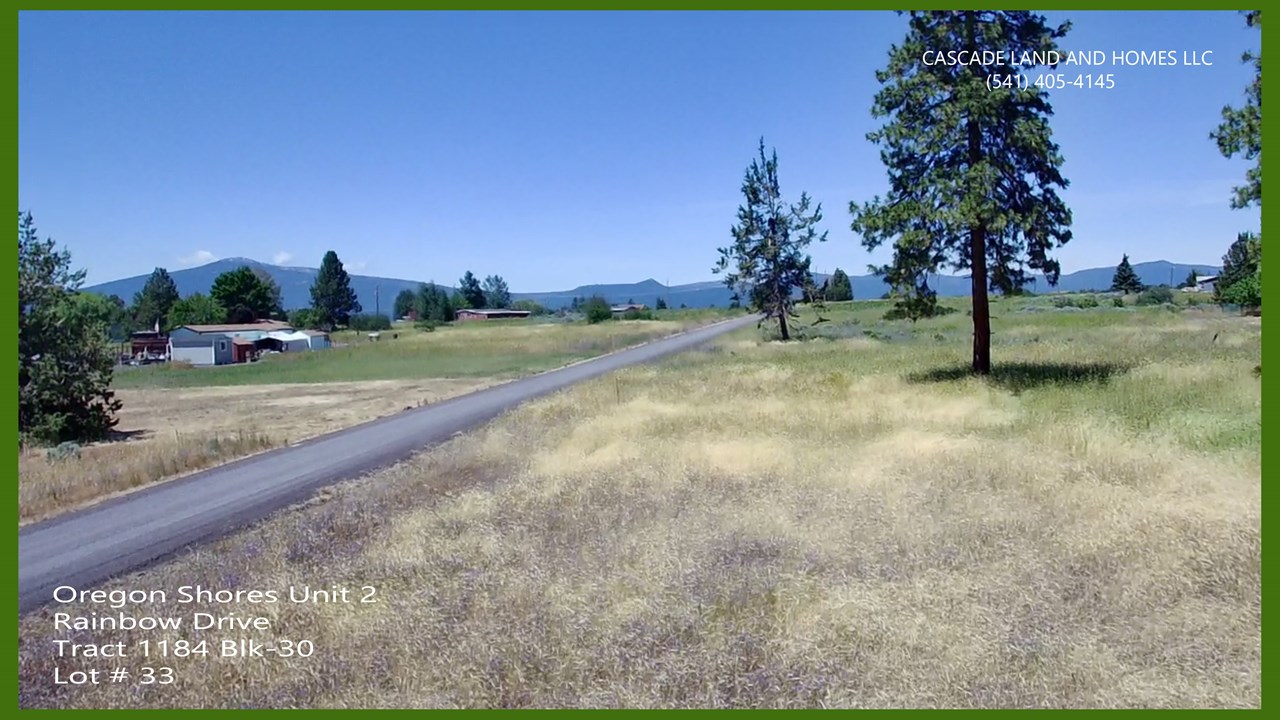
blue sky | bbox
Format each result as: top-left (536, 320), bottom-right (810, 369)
top-left (19, 11), bottom-right (1261, 290)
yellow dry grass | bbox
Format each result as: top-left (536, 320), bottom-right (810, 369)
top-left (18, 379), bottom-right (490, 524)
top-left (18, 305), bottom-right (1260, 708)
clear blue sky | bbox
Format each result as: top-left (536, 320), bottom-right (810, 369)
top-left (19, 11), bottom-right (1261, 290)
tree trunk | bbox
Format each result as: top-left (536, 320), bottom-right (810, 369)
top-left (967, 116), bottom-right (991, 376)
top-left (777, 308), bottom-right (790, 341)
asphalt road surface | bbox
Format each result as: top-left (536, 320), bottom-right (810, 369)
top-left (18, 314), bottom-right (761, 614)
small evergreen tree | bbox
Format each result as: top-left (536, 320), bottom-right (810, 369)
top-left (827, 268), bottom-right (854, 301)
top-left (1182, 269), bottom-right (1200, 289)
top-left (655, 297), bottom-right (668, 310)
top-left (714, 138), bottom-right (827, 341)
top-left (1110, 254), bottom-right (1145, 294)
top-left (309, 251), bottom-right (362, 329)
top-left (19, 212), bottom-right (122, 444)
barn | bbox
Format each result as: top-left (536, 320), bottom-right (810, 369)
top-left (455, 309), bottom-right (532, 321)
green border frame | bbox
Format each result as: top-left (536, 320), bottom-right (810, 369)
top-left (11, 3), bottom-right (1268, 713)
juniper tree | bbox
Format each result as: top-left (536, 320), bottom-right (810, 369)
top-left (714, 139), bottom-right (827, 341)
top-left (1110, 254), bottom-right (1145, 294)
top-left (852, 11), bottom-right (1073, 374)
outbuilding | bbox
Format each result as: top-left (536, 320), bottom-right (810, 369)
top-left (455, 309), bottom-right (532, 321)
top-left (167, 320), bottom-right (297, 366)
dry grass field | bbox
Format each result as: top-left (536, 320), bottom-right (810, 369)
top-left (19, 299), bottom-right (1261, 708)
top-left (18, 379), bottom-right (491, 524)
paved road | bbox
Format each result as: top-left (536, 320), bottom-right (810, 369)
top-left (18, 314), bottom-right (760, 614)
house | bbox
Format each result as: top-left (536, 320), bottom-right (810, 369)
top-left (1195, 275), bottom-right (1218, 294)
top-left (455, 309), bottom-right (532, 321)
top-left (611, 303), bottom-right (648, 315)
top-left (167, 320), bottom-right (309, 366)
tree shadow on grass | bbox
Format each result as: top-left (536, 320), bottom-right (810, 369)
top-left (906, 361), bottom-right (1132, 394)
top-left (102, 428), bottom-right (152, 444)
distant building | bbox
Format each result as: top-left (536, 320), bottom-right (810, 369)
top-left (455, 309), bottom-right (532, 321)
top-left (611, 303), bottom-right (648, 315)
top-left (167, 320), bottom-right (327, 366)
top-left (129, 330), bottom-right (169, 361)
top-left (1195, 275), bottom-right (1218, 294)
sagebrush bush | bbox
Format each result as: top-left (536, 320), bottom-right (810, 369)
top-left (1136, 286), bottom-right (1175, 306)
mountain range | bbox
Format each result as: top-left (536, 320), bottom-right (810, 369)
top-left (84, 258), bottom-right (1223, 315)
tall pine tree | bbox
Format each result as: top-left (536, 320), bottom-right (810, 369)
top-left (1110, 254), bottom-right (1145, 294)
top-left (852, 11), bottom-right (1073, 374)
top-left (714, 138), bottom-right (827, 341)
top-left (458, 271), bottom-right (486, 309)
top-left (131, 267), bottom-right (180, 331)
top-left (310, 251), bottom-right (362, 329)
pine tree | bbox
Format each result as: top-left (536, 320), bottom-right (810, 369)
top-left (482, 275), bottom-right (511, 309)
top-left (19, 212), bottom-right (122, 444)
top-left (1110, 254), bottom-right (1145, 294)
top-left (1211, 11), bottom-right (1261, 209)
top-left (852, 11), bottom-right (1073, 374)
top-left (714, 139), bottom-right (827, 341)
top-left (1182, 269), bottom-right (1200, 289)
top-left (309, 251), bottom-right (362, 329)
top-left (827, 268), bottom-right (854, 301)
top-left (458, 271), bottom-right (486, 309)
top-left (131, 267), bottom-right (180, 331)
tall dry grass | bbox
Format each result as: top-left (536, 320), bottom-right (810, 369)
top-left (19, 304), bottom-right (1260, 708)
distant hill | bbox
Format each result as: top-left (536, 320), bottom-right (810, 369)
top-left (85, 258), bottom-right (439, 317)
top-left (85, 258), bottom-right (1222, 315)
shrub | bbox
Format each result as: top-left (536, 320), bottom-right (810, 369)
top-left (1135, 286), bottom-right (1175, 306)
top-left (415, 319), bottom-right (438, 332)
top-left (622, 309), bottom-right (655, 320)
top-left (1112, 296), bottom-right (1125, 307)
top-left (45, 441), bottom-right (82, 463)
top-left (583, 296), bottom-right (613, 324)
top-left (1076, 295), bottom-right (1099, 308)
top-left (348, 313), bottom-right (393, 332)
top-left (1219, 275), bottom-right (1262, 310)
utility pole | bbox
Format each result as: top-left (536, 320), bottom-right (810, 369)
top-left (375, 284), bottom-right (380, 316)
